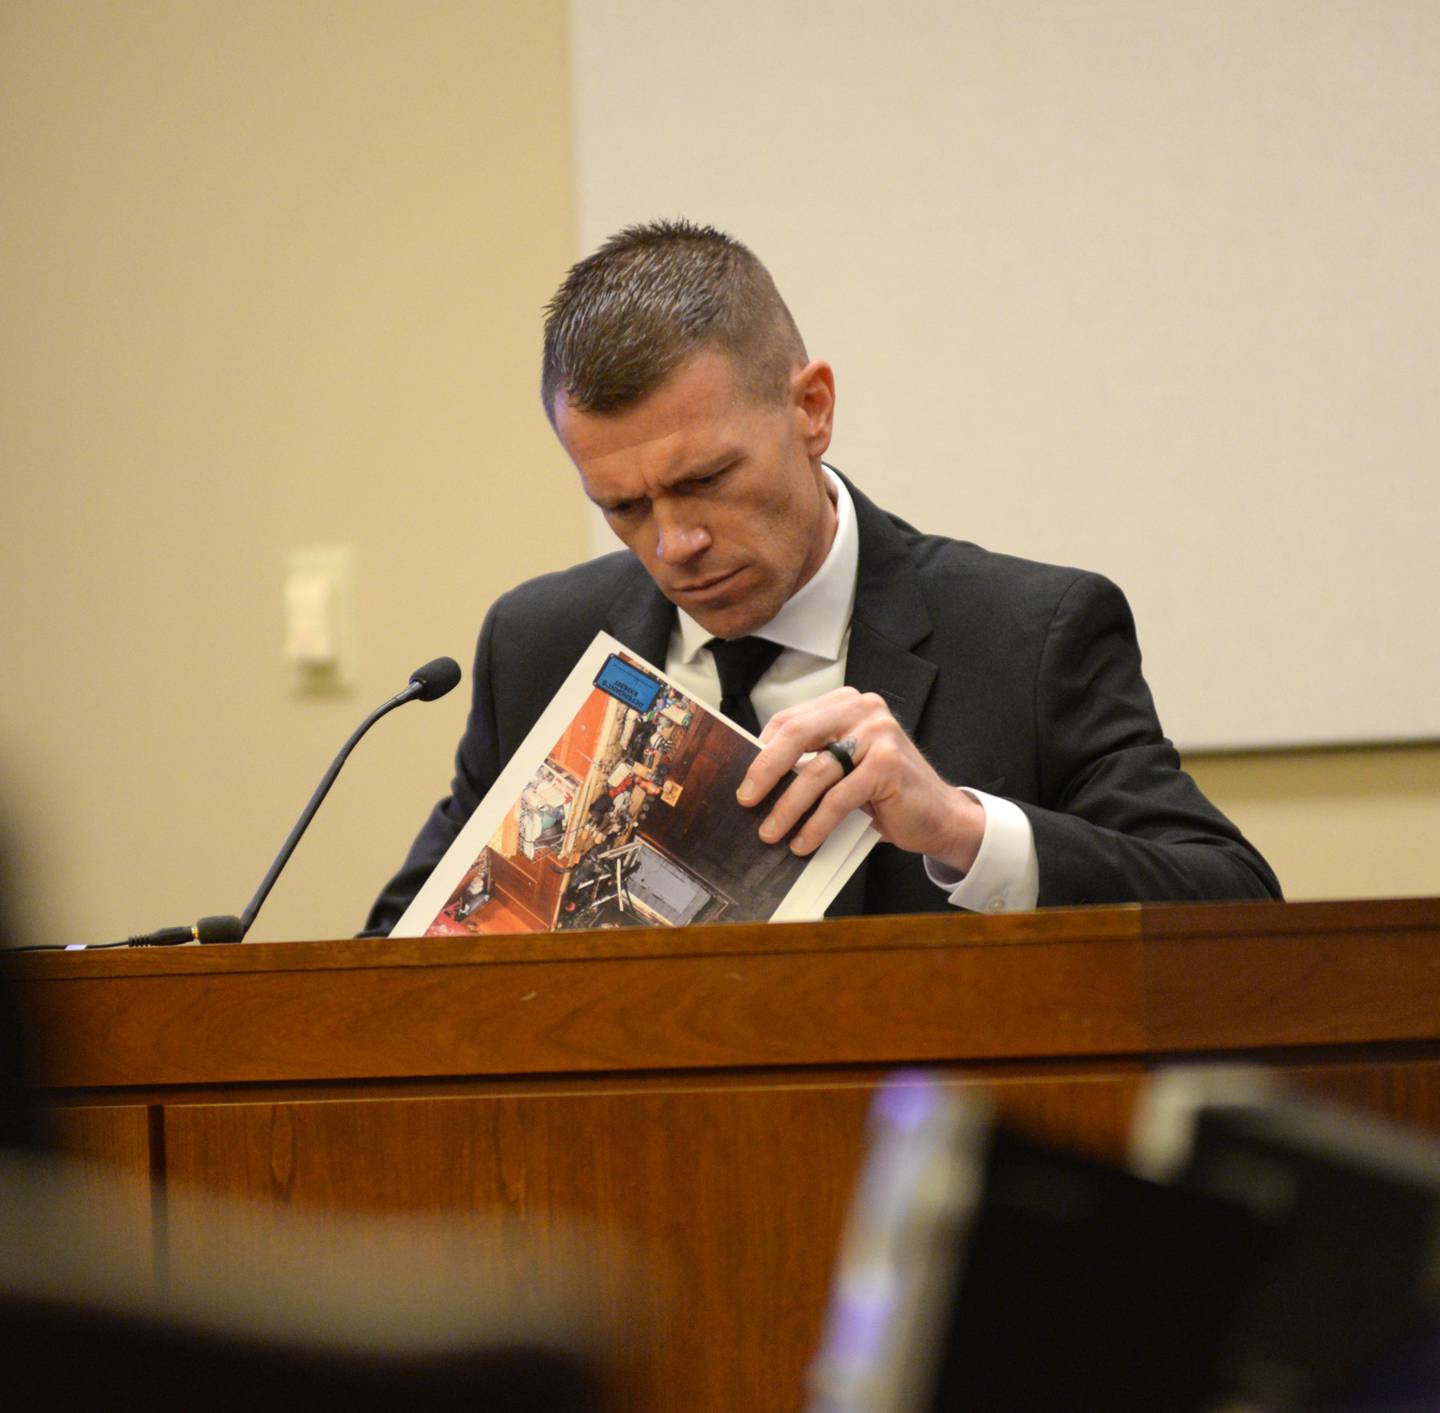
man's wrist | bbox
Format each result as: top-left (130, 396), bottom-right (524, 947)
top-left (927, 785), bottom-right (986, 875)
top-left (925, 790), bottom-right (1040, 914)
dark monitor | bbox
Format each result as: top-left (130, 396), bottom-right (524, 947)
top-left (807, 1074), bottom-right (1255, 1413)
top-left (1135, 1069), bottom-right (1440, 1411)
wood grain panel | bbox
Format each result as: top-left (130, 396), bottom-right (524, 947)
top-left (1140, 897), bottom-right (1440, 943)
top-left (968, 1066), bottom-right (1144, 1162)
top-left (20, 930), bottom-right (1146, 1089)
top-left (47, 1102), bottom-right (153, 1177)
top-left (10, 903), bottom-right (1144, 982)
top-left (1274, 1056), bottom-right (1440, 1141)
top-left (1143, 897), bottom-right (1440, 1051)
top-left (161, 1066), bottom-right (1139, 1413)
top-left (163, 1084), bottom-right (870, 1413)
top-left (45, 1103), bottom-right (155, 1283)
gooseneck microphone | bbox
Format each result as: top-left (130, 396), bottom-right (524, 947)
top-left (104, 657), bottom-right (462, 950)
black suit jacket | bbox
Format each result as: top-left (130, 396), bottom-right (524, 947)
top-left (364, 477), bottom-right (1279, 933)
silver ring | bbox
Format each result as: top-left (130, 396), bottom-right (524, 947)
top-left (824, 736), bottom-right (858, 776)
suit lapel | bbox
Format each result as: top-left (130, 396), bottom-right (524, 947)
top-left (830, 475), bottom-right (940, 916)
top-left (840, 476), bottom-right (938, 730)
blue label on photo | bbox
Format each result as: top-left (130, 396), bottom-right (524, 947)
top-left (594, 654), bottom-right (664, 713)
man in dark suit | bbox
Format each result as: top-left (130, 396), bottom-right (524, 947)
top-left (365, 221), bottom-right (1278, 934)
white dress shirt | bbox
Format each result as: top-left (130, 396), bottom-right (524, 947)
top-left (664, 467), bottom-right (1039, 913)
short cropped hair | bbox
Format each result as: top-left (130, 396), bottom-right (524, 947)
top-left (541, 219), bottom-right (808, 421)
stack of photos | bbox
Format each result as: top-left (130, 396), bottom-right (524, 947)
top-left (392, 632), bottom-right (878, 937)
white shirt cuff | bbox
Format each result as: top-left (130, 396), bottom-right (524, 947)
top-left (923, 789), bottom-right (1040, 914)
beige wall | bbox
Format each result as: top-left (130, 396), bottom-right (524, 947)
top-left (1187, 746), bottom-right (1439, 903)
top-left (0, 3), bottom-right (1433, 950)
top-left (0, 2), bottom-right (584, 944)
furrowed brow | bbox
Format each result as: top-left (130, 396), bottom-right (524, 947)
top-left (662, 452), bottom-right (739, 489)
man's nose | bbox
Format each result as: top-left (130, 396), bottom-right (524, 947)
top-left (654, 513), bottom-right (710, 564)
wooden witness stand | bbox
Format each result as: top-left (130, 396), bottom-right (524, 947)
top-left (12, 896), bottom-right (1440, 1412)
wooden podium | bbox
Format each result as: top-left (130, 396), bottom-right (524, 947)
top-left (12, 897), bottom-right (1440, 1412)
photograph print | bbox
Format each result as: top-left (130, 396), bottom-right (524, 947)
top-left (416, 643), bottom-right (841, 937)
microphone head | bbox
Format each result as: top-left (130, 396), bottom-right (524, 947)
top-left (195, 914), bottom-right (246, 944)
top-left (408, 656), bottom-right (462, 702)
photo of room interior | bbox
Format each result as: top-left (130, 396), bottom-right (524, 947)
top-left (425, 657), bottom-right (810, 937)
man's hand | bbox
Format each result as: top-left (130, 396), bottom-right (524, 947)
top-left (736, 687), bottom-right (987, 871)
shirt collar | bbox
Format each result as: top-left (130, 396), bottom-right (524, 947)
top-left (674, 465), bottom-right (858, 663)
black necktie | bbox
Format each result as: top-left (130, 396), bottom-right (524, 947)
top-left (706, 636), bottom-right (783, 736)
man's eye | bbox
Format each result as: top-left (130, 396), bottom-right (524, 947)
top-left (607, 500), bottom-right (644, 519)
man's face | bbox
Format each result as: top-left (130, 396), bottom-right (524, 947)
top-left (552, 348), bottom-right (837, 640)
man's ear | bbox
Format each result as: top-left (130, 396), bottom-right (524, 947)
top-left (791, 359), bottom-right (836, 459)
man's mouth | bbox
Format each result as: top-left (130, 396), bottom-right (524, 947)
top-left (674, 567), bottom-right (743, 600)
